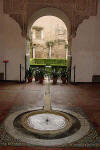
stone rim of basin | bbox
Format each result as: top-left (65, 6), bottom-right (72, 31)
top-left (21, 110), bottom-right (73, 136)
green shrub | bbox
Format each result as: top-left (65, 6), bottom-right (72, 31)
top-left (50, 69), bottom-right (60, 79)
top-left (30, 58), bottom-right (67, 66)
top-left (60, 68), bottom-right (67, 78)
top-left (30, 58), bottom-right (35, 65)
top-left (26, 67), bottom-right (34, 78)
top-left (30, 64), bottom-right (46, 67)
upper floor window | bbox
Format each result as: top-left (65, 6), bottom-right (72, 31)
top-left (32, 26), bottom-right (44, 40)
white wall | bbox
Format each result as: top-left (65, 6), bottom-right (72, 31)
top-left (71, 0), bottom-right (100, 82)
top-left (0, 0), bottom-right (26, 81)
top-left (0, 0), bottom-right (100, 82)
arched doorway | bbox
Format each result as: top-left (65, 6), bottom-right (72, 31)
top-left (27, 7), bottom-right (71, 40)
top-left (26, 7), bottom-right (72, 82)
top-left (30, 16), bottom-right (68, 59)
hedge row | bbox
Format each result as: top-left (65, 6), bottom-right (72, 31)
top-left (30, 58), bottom-right (67, 66)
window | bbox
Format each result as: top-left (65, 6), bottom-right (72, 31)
top-left (35, 30), bottom-right (41, 39)
top-left (32, 26), bottom-right (44, 40)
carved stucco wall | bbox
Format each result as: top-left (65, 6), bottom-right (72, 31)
top-left (3, 0), bottom-right (97, 37)
top-left (0, 0), bottom-right (26, 81)
top-left (71, 0), bottom-right (100, 82)
top-left (0, 0), bottom-right (99, 82)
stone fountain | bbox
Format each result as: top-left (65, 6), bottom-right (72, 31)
top-left (4, 77), bottom-right (90, 146)
top-left (21, 77), bottom-right (73, 138)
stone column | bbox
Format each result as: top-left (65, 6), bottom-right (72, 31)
top-left (48, 42), bottom-right (54, 59)
top-left (49, 46), bottom-right (52, 58)
top-left (33, 44), bottom-right (36, 59)
top-left (66, 48), bottom-right (68, 60)
top-left (33, 47), bottom-right (35, 59)
top-left (26, 40), bottom-right (30, 70)
top-left (41, 31), bottom-right (44, 40)
top-left (65, 43), bottom-right (69, 60)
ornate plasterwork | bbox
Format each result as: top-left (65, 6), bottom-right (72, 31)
top-left (3, 0), bottom-right (97, 38)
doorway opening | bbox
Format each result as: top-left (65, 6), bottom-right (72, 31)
top-left (26, 8), bottom-right (72, 84)
top-left (30, 16), bottom-right (68, 59)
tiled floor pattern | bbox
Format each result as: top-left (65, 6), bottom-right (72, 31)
top-left (0, 81), bottom-right (100, 150)
top-left (0, 106), bottom-right (99, 147)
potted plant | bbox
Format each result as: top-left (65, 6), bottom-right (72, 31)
top-left (38, 68), bottom-right (45, 84)
top-left (51, 69), bottom-right (59, 84)
top-left (34, 68), bottom-right (39, 82)
top-left (26, 67), bottom-right (33, 82)
top-left (60, 68), bottom-right (67, 84)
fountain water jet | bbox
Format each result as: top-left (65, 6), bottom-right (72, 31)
top-left (44, 77), bottom-right (51, 111)
top-left (21, 77), bottom-right (73, 137)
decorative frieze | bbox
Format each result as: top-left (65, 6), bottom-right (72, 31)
top-left (3, 0), bottom-right (98, 37)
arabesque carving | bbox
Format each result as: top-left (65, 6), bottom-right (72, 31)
top-left (3, 0), bottom-right (97, 37)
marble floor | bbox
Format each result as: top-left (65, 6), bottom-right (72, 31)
top-left (0, 80), bottom-right (100, 150)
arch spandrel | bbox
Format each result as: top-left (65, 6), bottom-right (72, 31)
top-left (3, 0), bottom-right (97, 38)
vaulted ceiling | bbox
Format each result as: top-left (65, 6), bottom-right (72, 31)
top-left (3, 0), bottom-right (98, 37)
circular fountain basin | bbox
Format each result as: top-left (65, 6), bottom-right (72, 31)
top-left (21, 110), bottom-right (73, 137)
top-left (4, 107), bottom-right (90, 146)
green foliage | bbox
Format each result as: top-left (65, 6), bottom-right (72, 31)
top-left (33, 67), bottom-right (45, 78)
top-left (45, 66), bottom-right (52, 76)
top-left (30, 58), bottom-right (73, 81)
top-left (51, 64), bottom-right (67, 67)
top-left (29, 58), bottom-right (72, 82)
top-left (26, 67), bottom-right (33, 78)
top-left (30, 58), bottom-right (67, 66)
top-left (38, 68), bottom-right (45, 78)
top-left (33, 67), bottom-right (40, 78)
top-left (30, 59), bottom-right (67, 78)
top-left (46, 41), bottom-right (54, 47)
top-left (60, 68), bottom-right (67, 78)
top-left (30, 58), bottom-right (35, 65)
top-left (34, 68), bottom-right (45, 79)
top-left (50, 68), bottom-right (60, 79)
top-left (30, 64), bottom-right (46, 67)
